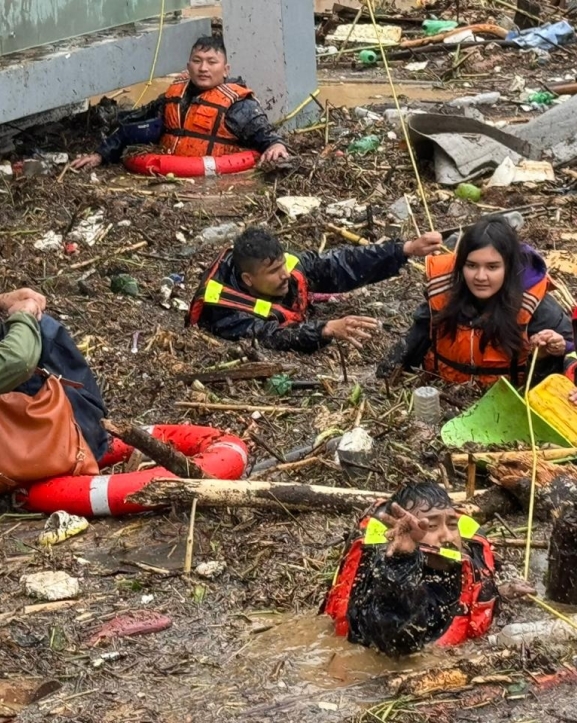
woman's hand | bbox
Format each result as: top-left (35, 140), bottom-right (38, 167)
top-left (529, 329), bottom-right (566, 357)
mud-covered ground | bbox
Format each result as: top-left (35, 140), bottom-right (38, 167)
top-left (3, 0), bottom-right (577, 720)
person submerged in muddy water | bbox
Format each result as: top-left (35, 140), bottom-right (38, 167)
top-left (377, 216), bottom-right (573, 388)
top-left (188, 225), bottom-right (442, 352)
top-left (323, 482), bottom-right (535, 657)
top-left (70, 36), bottom-right (289, 170)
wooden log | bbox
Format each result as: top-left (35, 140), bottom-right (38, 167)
top-left (126, 477), bottom-right (486, 514)
top-left (547, 505), bottom-right (577, 604)
top-left (102, 419), bottom-right (203, 479)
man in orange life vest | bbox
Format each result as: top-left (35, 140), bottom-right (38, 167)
top-left (188, 226), bottom-right (442, 352)
top-left (323, 482), bottom-right (534, 656)
top-left (71, 36), bottom-right (288, 170)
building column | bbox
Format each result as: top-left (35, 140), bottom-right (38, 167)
top-left (221, 0), bottom-right (317, 128)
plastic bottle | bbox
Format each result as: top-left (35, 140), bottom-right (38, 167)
top-left (422, 19), bottom-right (458, 36)
top-left (412, 387), bottom-right (441, 424)
top-left (358, 49), bottom-right (378, 65)
top-left (455, 183), bottom-right (482, 202)
top-left (347, 135), bottom-right (380, 155)
top-left (448, 92), bottom-right (501, 108)
top-left (488, 616), bottom-right (577, 648)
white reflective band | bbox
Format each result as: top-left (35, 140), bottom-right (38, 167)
top-left (141, 425), bottom-right (155, 434)
top-left (89, 475), bottom-right (111, 516)
top-left (211, 441), bottom-right (248, 466)
top-left (202, 156), bottom-right (217, 176)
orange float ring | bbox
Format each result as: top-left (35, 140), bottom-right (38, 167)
top-left (14, 424), bottom-right (248, 517)
top-left (123, 150), bottom-right (260, 177)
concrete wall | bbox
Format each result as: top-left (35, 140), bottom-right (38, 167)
top-left (221, 0), bottom-right (317, 128)
top-left (0, 16), bottom-right (210, 126)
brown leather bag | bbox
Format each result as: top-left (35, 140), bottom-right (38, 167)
top-left (0, 372), bottom-right (99, 493)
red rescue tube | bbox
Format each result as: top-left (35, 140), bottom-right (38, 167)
top-left (123, 150), bottom-right (260, 177)
top-left (14, 424), bottom-right (248, 517)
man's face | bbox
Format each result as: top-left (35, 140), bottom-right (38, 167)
top-left (241, 256), bottom-right (291, 298)
top-left (412, 505), bottom-right (463, 552)
top-left (187, 48), bottom-right (229, 90)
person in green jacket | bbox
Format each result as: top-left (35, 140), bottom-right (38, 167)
top-left (0, 288), bottom-right (45, 394)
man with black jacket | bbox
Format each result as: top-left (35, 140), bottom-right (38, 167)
top-left (188, 226), bottom-right (442, 353)
top-left (71, 36), bottom-right (287, 170)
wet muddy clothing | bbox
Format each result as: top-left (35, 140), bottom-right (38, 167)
top-left (0, 312), bottom-right (41, 394)
top-left (191, 242), bottom-right (410, 353)
top-left (378, 245), bottom-right (573, 385)
top-left (97, 77), bottom-right (285, 164)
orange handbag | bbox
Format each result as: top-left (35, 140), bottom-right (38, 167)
top-left (0, 372), bottom-right (99, 493)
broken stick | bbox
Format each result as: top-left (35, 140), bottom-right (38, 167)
top-left (102, 419), bottom-right (203, 478)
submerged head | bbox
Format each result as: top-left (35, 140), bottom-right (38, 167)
top-left (187, 36), bottom-right (229, 90)
top-left (454, 216), bottom-right (523, 301)
top-left (232, 227), bottom-right (290, 298)
top-left (384, 482), bottom-right (462, 552)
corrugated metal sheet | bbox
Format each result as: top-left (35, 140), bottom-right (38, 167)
top-left (1, 0), bottom-right (189, 55)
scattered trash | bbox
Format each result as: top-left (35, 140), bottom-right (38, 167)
top-left (159, 274), bottom-right (184, 309)
top-left (41, 152), bottom-right (69, 165)
top-left (444, 28), bottom-right (478, 44)
top-left (405, 60), bottom-right (429, 72)
top-left (326, 24), bottom-right (402, 46)
top-left (39, 511), bottom-right (89, 546)
top-left (488, 157), bottom-right (555, 187)
top-left (326, 198), bottom-right (363, 220)
top-left (68, 210), bottom-right (105, 247)
top-left (422, 19), bottom-right (459, 36)
top-left (455, 183), bottom-right (482, 202)
top-left (92, 651), bottom-right (124, 668)
top-left (412, 386), bottom-right (442, 425)
top-left (130, 331), bottom-right (141, 354)
top-left (110, 273), bottom-right (139, 297)
top-left (337, 427), bottom-right (375, 481)
top-left (175, 231), bottom-right (188, 244)
top-left (489, 616), bottom-right (577, 647)
top-left (388, 196), bottom-right (412, 222)
top-left (193, 221), bottom-right (243, 246)
top-left (117, 219), bottom-right (132, 227)
top-left (527, 90), bottom-right (555, 106)
top-left (0, 161), bottom-right (13, 178)
top-left (88, 611), bottom-right (172, 646)
top-left (347, 135), bottom-right (380, 155)
top-left (33, 230), bottom-right (63, 251)
top-left (276, 196), bottom-right (322, 219)
top-left (141, 594), bottom-right (155, 604)
top-left (22, 571), bottom-right (80, 601)
top-left (316, 45), bottom-right (337, 56)
top-left (507, 20), bottom-right (575, 51)
top-left (448, 92), bottom-right (501, 108)
top-left (358, 49), bottom-right (377, 65)
top-left (22, 159), bottom-right (51, 177)
top-left (89, 172), bottom-right (100, 184)
top-left (354, 107), bottom-right (382, 122)
top-left (195, 561), bottom-right (227, 579)
top-left (267, 373), bottom-right (293, 396)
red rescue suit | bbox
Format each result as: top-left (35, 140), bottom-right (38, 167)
top-left (160, 77), bottom-right (253, 157)
top-left (424, 253), bottom-right (549, 387)
top-left (189, 250), bottom-right (309, 327)
top-left (324, 505), bottom-right (497, 647)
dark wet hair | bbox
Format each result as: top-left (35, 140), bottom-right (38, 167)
top-left (232, 227), bottom-right (284, 275)
top-left (433, 215), bottom-right (525, 357)
top-left (385, 481), bottom-right (453, 515)
top-left (190, 36), bottom-right (227, 59)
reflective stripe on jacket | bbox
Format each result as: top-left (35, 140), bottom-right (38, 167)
top-left (188, 250), bottom-right (309, 327)
top-left (324, 503), bottom-right (496, 647)
top-left (160, 78), bottom-right (253, 157)
top-left (423, 253), bottom-right (548, 387)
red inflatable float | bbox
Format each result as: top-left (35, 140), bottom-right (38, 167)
top-left (123, 150), bottom-right (260, 177)
top-left (14, 424), bottom-right (248, 517)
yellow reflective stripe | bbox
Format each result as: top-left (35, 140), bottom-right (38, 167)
top-left (364, 517), bottom-right (388, 545)
top-left (458, 515), bottom-right (480, 540)
top-left (284, 253), bottom-right (300, 273)
top-left (204, 279), bottom-right (223, 304)
top-left (253, 298), bottom-right (272, 317)
top-left (438, 547), bottom-right (463, 563)
top-left (567, 352), bottom-right (577, 360)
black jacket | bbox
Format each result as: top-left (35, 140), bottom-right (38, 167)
top-left (195, 243), bottom-right (410, 353)
top-left (347, 541), bottom-right (497, 657)
top-left (97, 77), bottom-right (285, 164)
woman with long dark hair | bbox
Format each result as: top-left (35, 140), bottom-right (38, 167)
top-left (378, 216), bottom-right (573, 388)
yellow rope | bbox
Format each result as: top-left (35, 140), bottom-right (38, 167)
top-left (364, 0), bottom-right (434, 232)
top-left (523, 351), bottom-right (539, 581)
top-left (133, 0), bottom-right (167, 109)
top-left (528, 594), bottom-right (577, 633)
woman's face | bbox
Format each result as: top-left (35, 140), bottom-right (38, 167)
top-left (462, 245), bottom-right (506, 300)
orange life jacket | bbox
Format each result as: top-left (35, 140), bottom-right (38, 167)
top-left (188, 249), bottom-right (309, 327)
top-left (160, 77), bottom-right (253, 157)
top-left (423, 253), bottom-right (549, 387)
top-left (324, 503), bottom-right (496, 647)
